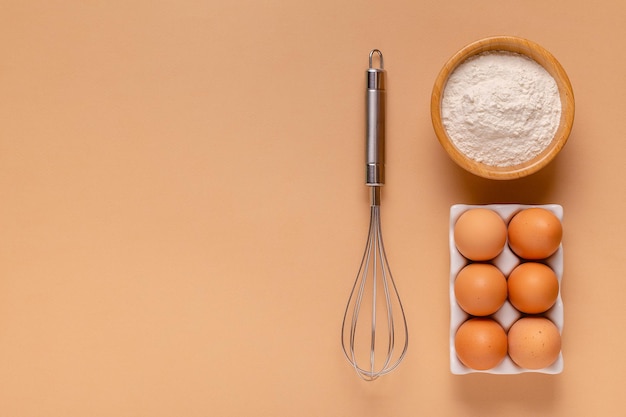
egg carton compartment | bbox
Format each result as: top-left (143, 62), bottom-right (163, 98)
top-left (449, 204), bottom-right (564, 375)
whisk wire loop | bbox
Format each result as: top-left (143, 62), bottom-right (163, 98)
top-left (341, 190), bottom-right (408, 381)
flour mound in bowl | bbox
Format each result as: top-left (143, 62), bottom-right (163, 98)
top-left (441, 51), bottom-right (561, 167)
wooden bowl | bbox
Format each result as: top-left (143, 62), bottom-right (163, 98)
top-left (431, 36), bottom-right (575, 180)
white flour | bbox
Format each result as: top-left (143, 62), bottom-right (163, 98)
top-left (441, 51), bottom-right (561, 167)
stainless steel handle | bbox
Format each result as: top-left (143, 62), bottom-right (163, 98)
top-left (366, 49), bottom-right (385, 187)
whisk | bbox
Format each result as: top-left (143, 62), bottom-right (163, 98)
top-left (341, 50), bottom-right (409, 381)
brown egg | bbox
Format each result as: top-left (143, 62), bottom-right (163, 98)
top-left (508, 262), bottom-right (559, 314)
top-left (454, 208), bottom-right (507, 261)
top-left (508, 208), bottom-right (562, 259)
top-left (454, 263), bottom-right (507, 316)
top-left (508, 317), bottom-right (561, 369)
top-left (455, 318), bottom-right (507, 370)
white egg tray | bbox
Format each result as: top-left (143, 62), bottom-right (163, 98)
top-left (449, 204), bottom-right (564, 375)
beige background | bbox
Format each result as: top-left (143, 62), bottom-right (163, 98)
top-left (1, 0), bottom-right (625, 416)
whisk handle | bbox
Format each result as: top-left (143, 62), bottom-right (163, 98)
top-left (366, 49), bottom-right (386, 187)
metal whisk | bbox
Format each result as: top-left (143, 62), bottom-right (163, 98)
top-left (341, 50), bottom-right (408, 381)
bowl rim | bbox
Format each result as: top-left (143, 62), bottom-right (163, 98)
top-left (431, 35), bottom-right (575, 180)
